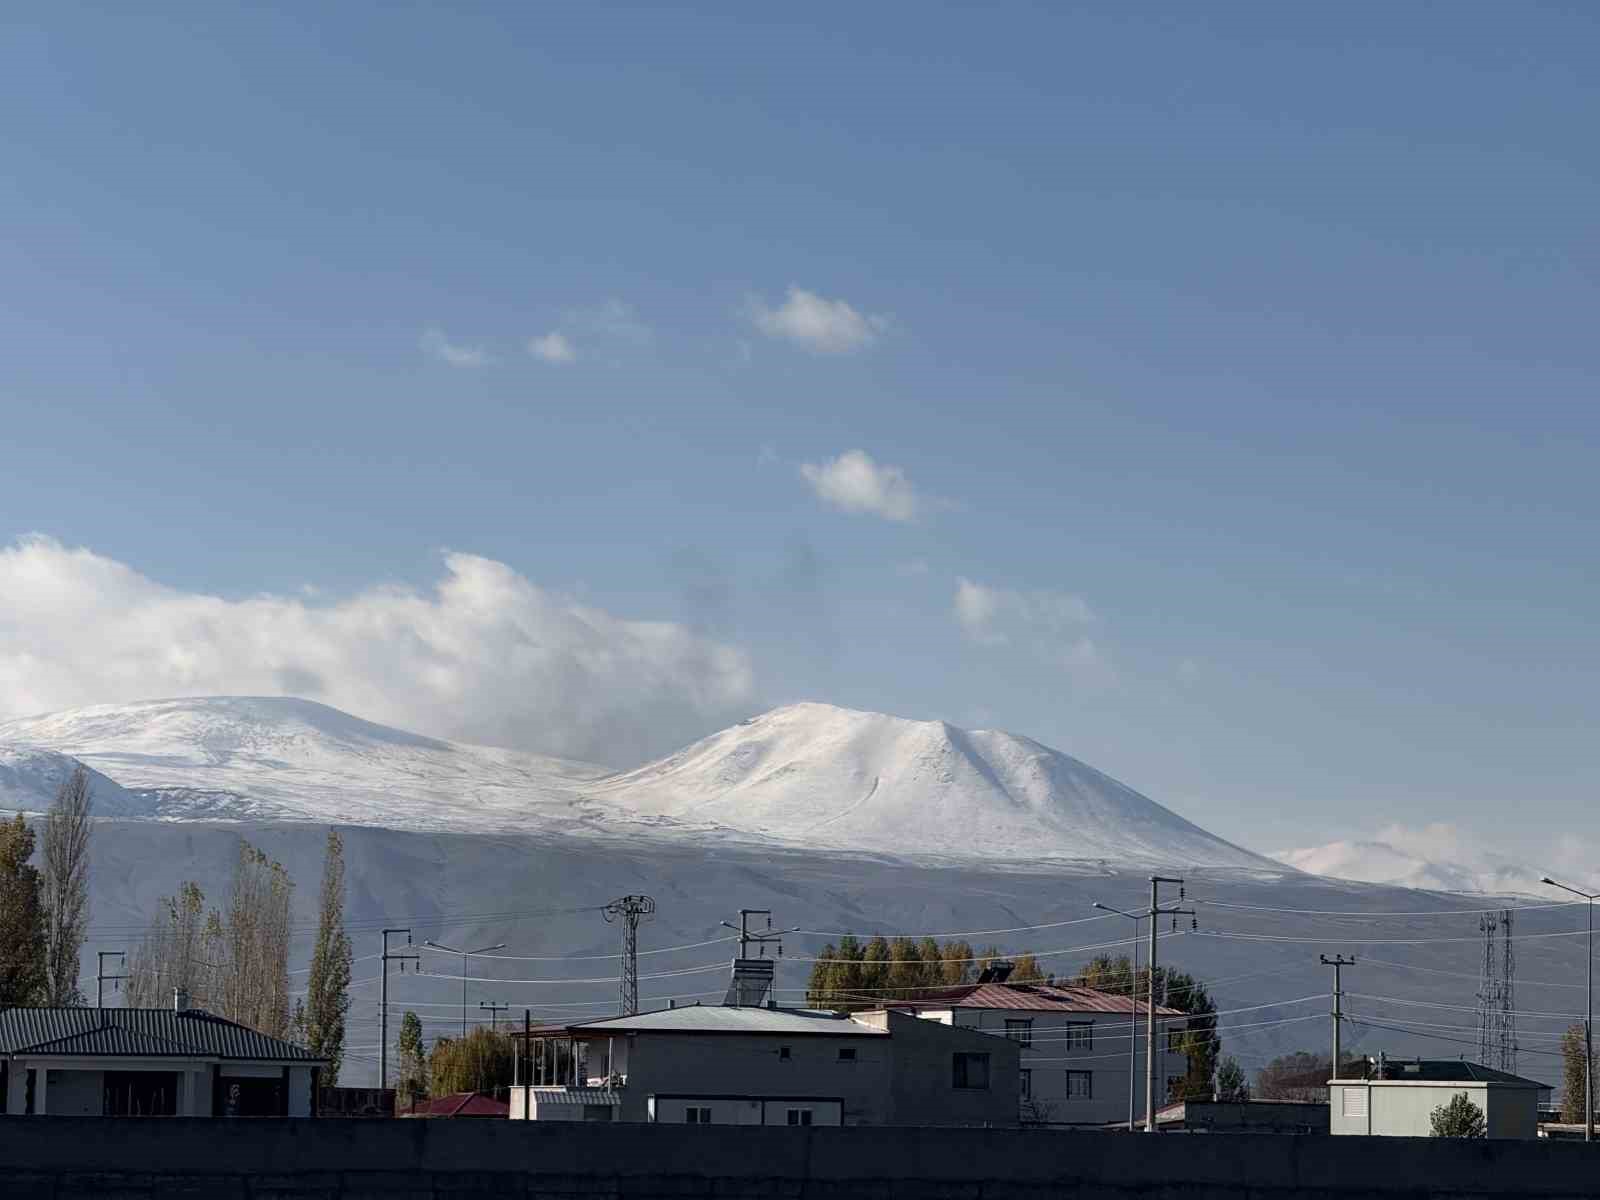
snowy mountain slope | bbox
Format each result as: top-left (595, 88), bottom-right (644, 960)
top-left (0, 745), bottom-right (147, 817)
top-left (0, 697), bottom-right (610, 832)
top-left (1, 696), bottom-right (1273, 868)
top-left (594, 702), bottom-right (1276, 869)
top-left (1273, 837), bottom-right (1542, 896)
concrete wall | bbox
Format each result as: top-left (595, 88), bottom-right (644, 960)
top-left (875, 1009), bottom-right (1019, 1127)
top-left (9, 1116), bottom-right (1600, 1199)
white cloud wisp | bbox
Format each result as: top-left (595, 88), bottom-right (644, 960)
top-left (748, 286), bottom-right (889, 354)
top-left (799, 449), bottom-right (926, 522)
top-left (0, 537), bottom-right (754, 767)
top-left (528, 331), bottom-right (577, 364)
top-left (420, 327), bottom-right (492, 368)
top-left (953, 577), bottom-right (1097, 667)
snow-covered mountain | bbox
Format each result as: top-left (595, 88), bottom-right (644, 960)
top-left (0, 745), bottom-right (146, 817)
top-left (1274, 835), bottom-right (1542, 896)
top-left (599, 702), bottom-right (1273, 869)
top-left (0, 696), bottom-right (1274, 869)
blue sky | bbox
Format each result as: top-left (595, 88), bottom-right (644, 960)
top-left (2, 3), bottom-right (1597, 859)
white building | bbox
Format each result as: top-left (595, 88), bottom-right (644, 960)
top-left (1329, 1059), bottom-right (1549, 1139)
top-left (892, 977), bottom-right (1188, 1127)
top-left (509, 1002), bottom-right (1019, 1127)
top-left (0, 1002), bottom-right (326, 1117)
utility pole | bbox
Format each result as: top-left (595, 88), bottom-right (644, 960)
top-left (1091, 902), bottom-right (1143, 1132)
top-left (604, 896), bottom-right (657, 1015)
top-left (479, 1000), bottom-right (510, 1031)
top-left (379, 929), bottom-right (418, 1093)
top-left (425, 938), bottom-right (508, 1037)
top-left (96, 951), bottom-right (128, 1009)
top-left (1320, 955), bottom-right (1355, 1078)
top-left (1144, 876), bottom-right (1194, 1133)
top-left (1542, 876), bottom-right (1595, 1141)
top-left (721, 909), bottom-right (785, 959)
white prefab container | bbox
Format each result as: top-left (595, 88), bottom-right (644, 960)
top-left (1329, 1063), bottom-right (1546, 1139)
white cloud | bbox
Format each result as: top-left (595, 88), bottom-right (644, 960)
top-left (420, 327), bottom-right (492, 368)
top-left (953, 577), bottom-right (1096, 666)
top-left (566, 299), bottom-right (651, 346)
top-left (0, 536), bottom-right (755, 767)
top-left (747, 286), bottom-right (889, 354)
top-left (1273, 822), bottom-right (1574, 896)
top-left (528, 331), bottom-right (577, 364)
top-left (799, 449), bottom-right (925, 522)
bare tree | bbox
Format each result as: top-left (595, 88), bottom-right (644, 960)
top-left (128, 882), bottom-right (214, 1008)
top-left (215, 842), bottom-right (294, 1037)
top-left (42, 764), bottom-right (93, 1004)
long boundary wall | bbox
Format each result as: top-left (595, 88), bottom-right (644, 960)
top-left (3, 1117), bottom-right (1599, 1199)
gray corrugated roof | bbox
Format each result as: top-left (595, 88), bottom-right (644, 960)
top-left (1371, 1059), bottom-right (1550, 1089)
top-left (564, 1005), bottom-right (887, 1036)
top-left (0, 1007), bottom-right (325, 1062)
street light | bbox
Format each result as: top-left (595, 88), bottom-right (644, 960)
top-left (1542, 876), bottom-right (1596, 1142)
top-left (1093, 901), bottom-right (1143, 1132)
top-left (425, 940), bottom-right (507, 1037)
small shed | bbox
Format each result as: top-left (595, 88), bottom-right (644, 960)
top-left (1329, 1059), bottom-right (1549, 1139)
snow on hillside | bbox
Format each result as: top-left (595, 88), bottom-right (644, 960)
top-left (596, 702), bottom-right (1276, 869)
top-left (0, 745), bottom-right (147, 817)
top-left (1, 696), bottom-right (1277, 869)
top-left (0, 697), bottom-right (610, 832)
top-left (1274, 836), bottom-right (1542, 896)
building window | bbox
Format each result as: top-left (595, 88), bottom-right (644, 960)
top-left (1020, 1069), bottom-right (1032, 1099)
top-left (838, 1047), bottom-right (857, 1063)
top-left (779, 1046), bottom-right (792, 1061)
top-left (1063, 1022), bottom-right (1093, 1050)
top-left (1004, 1019), bottom-right (1033, 1046)
top-left (685, 1106), bottom-right (713, 1124)
top-left (1065, 1071), bottom-right (1093, 1099)
top-left (952, 1053), bottom-right (991, 1090)
top-left (786, 1108), bottom-right (813, 1126)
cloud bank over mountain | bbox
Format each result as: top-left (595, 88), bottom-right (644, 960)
top-left (0, 536), bottom-right (754, 766)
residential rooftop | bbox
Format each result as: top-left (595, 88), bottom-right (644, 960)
top-left (519, 1004), bottom-right (888, 1038)
top-left (0, 1006), bottom-right (324, 1062)
top-left (883, 981), bottom-right (1185, 1017)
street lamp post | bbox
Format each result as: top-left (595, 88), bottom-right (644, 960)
top-left (1093, 902), bottom-right (1143, 1132)
top-left (425, 939), bottom-right (507, 1038)
top-left (1542, 876), bottom-right (1596, 1142)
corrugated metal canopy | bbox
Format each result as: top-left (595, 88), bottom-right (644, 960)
top-left (0, 1007), bottom-right (325, 1062)
top-left (546, 1005), bottom-right (887, 1037)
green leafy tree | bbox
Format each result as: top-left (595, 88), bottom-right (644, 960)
top-left (42, 765), bottom-right (93, 1005)
top-left (429, 1027), bottom-right (515, 1096)
top-left (0, 814), bottom-right (47, 1005)
top-left (397, 1010), bottom-right (429, 1106)
top-left (1562, 1024), bottom-right (1588, 1123)
top-left (1010, 954), bottom-right (1051, 984)
top-left (1429, 1092), bottom-right (1486, 1138)
top-left (883, 937), bottom-right (924, 1000)
top-left (1068, 956), bottom-right (1219, 1100)
top-left (940, 940), bottom-right (974, 987)
top-left (832, 935), bottom-right (866, 1002)
top-left (1216, 1056), bottom-right (1250, 1102)
top-left (303, 830), bottom-right (352, 1078)
top-left (806, 942), bottom-right (839, 1007)
top-left (861, 936), bottom-right (892, 994)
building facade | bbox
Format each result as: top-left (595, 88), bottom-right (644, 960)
top-left (890, 980), bottom-right (1188, 1127)
top-left (510, 1003), bottom-right (1018, 1127)
top-left (1329, 1060), bottom-right (1549, 1139)
top-left (0, 1004), bottom-right (325, 1117)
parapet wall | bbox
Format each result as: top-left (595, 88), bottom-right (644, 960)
top-left (2, 1116), bottom-right (1598, 1199)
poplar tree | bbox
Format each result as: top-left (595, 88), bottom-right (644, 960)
top-left (0, 814), bottom-right (47, 1005)
top-left (1561, 1024), bottom-right (1588, 1123)
top-left (303, 830), bottom-right (352, 1076)
top-left (397, 1010), bottom-right (429, 1105)
top-left (42, 765), bottom-right (93, 1005)
top-left (129, 881), bottom-right (213, 1008)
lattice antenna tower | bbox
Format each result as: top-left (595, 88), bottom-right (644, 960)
top-left (1477, 911), bottom-right (1500, 1068)
top-left (1498, 908), bottom-right (1517, 1074)
top-left (604, 895), bottom-right (657, 1016)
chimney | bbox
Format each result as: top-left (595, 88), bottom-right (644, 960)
top-left (174, 987), bottom-right (190, 1013)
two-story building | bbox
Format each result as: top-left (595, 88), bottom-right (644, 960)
top-left (887, 976), bottom-right (1187, 1127)
top-left (509, 1001), bottom-right (1019, 1127)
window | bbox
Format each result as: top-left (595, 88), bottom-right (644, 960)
top-left (685, 1106), bottom-right (713, 1124)
top-left (837, 1047), bottom-right (857, 1063)
top-left (952, 1053), bottom-right (991, 1090)
top-left (1066, 1071), bottom-right (1093, 1100)
top-left (786, 1108), bottom-right (813, 1126)
top-left (779, 1046), bottom-right (792, 1061)
top-left (1004, 1019), bottom-right (1033, 1046)
top-left (1019, 1069), bottom-right (1032, 1099)
top-left (1063, 1022), bottom-right (1093, 1050)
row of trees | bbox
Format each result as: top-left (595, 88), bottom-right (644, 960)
top-left (393, 1017), bottom-right (524, 1106)
top-left (125, 829), bottom-right (353, 1078)
top-left (0, 767), bottom-right (95, 1006)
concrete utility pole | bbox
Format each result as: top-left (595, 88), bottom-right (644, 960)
top-left (604, 896), bottom-right (657, 1016)
top-left (96, 951), bottom-right (127, 1009)
top-left (425, 939), bottom-right (508, 1037)
top-left (379, 928), bottom-right (418, 1093)
top-left (721, 909), bottom-right (786, 959)
top-left (1143, 876), bottom-right (1194, 1133)
top-left (479, 1000), bottom-right (510, 1031)
top-left (1320, 955), bottom-right (1355, 1079)
top-left (1092, 902), bottom-right (1144, 1132)
top-left (1542, 876), bottom-right (1596, 1142)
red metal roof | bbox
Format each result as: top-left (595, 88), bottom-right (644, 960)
top-left (884, 982), bottom-right (1184, 1017)
top-left (405, 1091), bottom-right (509, 1118)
